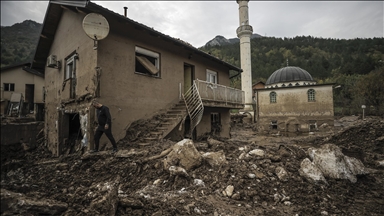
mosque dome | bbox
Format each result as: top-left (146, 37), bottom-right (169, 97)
top-left (266, 66), bottom-right (314, 85)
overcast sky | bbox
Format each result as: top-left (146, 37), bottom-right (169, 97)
top-left (1, 1), bottom-right (383, 47)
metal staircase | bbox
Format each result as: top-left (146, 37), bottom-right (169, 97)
top-left (182, 80), bottom-right (204, 138)
top-left (142, 101), bottom-right (187, 144)
top-left (139, 81), bottom-right (204, 144)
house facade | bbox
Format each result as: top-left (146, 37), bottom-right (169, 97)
top-left (254, 66), bottom-right (334, 133)
top-left (0, 62), bottom-right (45, 119)
top-left (30, 0), bottom-right (244, 155)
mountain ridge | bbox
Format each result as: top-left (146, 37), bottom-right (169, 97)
top-left (204, 33), bottom-right (263, 47)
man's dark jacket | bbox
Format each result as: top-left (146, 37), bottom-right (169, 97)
top-left (96, 105), bottom-right (112, 129)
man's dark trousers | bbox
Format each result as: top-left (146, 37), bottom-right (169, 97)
top-left (94, 124), bottom-right (117, 151)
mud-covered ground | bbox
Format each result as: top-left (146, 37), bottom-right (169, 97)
top-left (1, 116), bottom-right (384, 215)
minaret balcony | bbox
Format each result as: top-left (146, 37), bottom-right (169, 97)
top-left (236, 25), bottom-right (253, 37)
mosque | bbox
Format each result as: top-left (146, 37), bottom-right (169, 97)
top-left (237, 1), bottom-right (334, 134)
top-left (253, 66), bottom-right (335, 133)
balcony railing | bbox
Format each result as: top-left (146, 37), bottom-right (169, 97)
top-left (195, 79), bottom-right (244, 108)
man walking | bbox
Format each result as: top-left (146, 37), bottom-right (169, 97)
top-left (91, 100), bottom-right (118, 153)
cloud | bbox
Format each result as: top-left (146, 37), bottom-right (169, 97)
top-left (1, 1), bottom-right (48, 26)
top-left (1, 1), bottom-right (382, 47)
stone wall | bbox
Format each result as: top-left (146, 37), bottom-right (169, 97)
top-left (1, 121), bottom-right (44, 145)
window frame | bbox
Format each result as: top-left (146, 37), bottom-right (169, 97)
top-left (4, 83), bottom-right (15, 91)
top-left (270, 91), bottom-right (277, 103)
top-left (135, 46), bottom-right (160, 78)
top-left (206, 69), bottom-right (218, 84)
top-left (307, 89), bottom-right (316, 102)
top-left (65, 54), bottom-right (76, 80)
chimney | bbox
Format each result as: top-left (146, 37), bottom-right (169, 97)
top-left (124, 7), bottom-right (128, 17)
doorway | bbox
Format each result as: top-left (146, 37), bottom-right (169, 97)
top-left (184, 63), bottom-right (195, 93)
top-left (25, 84), bottom-right (34, 113)
top-left (58, 112), bottom-right (82, 155)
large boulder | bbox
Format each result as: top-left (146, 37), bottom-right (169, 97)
top-left (299, 158), bottom-right (327, 184)
top-left (163, 139), bottom-right (202, 171)
top-left (308, 144), bottom-right (369, 183)
top-left (201, 150), bottom-right (227, 168)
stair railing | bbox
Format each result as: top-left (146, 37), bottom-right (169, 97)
top-left (182, 79), bottom-right (204, 137)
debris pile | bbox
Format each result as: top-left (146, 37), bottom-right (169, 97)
top-left (1, 117), bottom-right (383, 215)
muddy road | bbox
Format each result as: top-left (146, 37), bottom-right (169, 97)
top-left (1, 116), bottom-right (383, 215)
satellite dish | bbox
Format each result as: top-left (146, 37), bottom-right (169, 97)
top-left (82, 13), bottom-right (110, 41)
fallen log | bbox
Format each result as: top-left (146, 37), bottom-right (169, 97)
top-left (140, 147), bottom-right (172, 163)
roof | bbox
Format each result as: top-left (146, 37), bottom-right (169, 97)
top-left (266, 66), bottom-right (314, 85)
top-left (1, 62), bottom-right (31, 71)
top-left (252, 81), bottom-right (265, 86)
top-left (1, 62), bottom-right (44, 78)
top-left (31, 0), bottom-right (242, 74)
top-left (256, 83), bottom-right (336, 91)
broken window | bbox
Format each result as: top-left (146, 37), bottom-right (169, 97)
top-left (65, 54), bottom-right (76, 80)
top-left (135, 46), bottom-right (160, 77)
top-left (206, 69), bottom-right (217, 84)
top-left (65, 53), bottom-right (77, 99)
top-left (307, 89), bottom-right (316, 102)
top-left (4, 83), bottom-right (15, 91)
top-left (309, 120), bottom-right (317, 132)
top-left (271, 120), bottom-right (278, 129)
top-left (270, 91), bottom-right (277, 103)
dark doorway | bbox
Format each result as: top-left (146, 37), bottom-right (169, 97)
top-left (25, 84), bottom-right (34, 112)
top-left (184, 117), bottom-right (196, 140)
top-left (184, 63), bottom-right (195, 93)
top-left (211, 112), bottom-right (221, 135)
top-left (59, 113), bottom-right (82, 155)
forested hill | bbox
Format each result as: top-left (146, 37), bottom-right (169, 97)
top-left (200, 36), bottom-right (384, 116)
top-left (199, 36), bottom-right (384, 83)
top-left (1, 20), bottom-right (42, 67)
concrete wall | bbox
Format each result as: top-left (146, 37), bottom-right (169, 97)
top-left (1, 122), bottom-right (44, 145)
top-left (197, 107), bottom-right (231, 138)
top-left (256, 85), bottom-right (334, 132)
top-left (1, 66), bottom-right (45, 103)
top-left (44, 9), bottom-right (96, 155)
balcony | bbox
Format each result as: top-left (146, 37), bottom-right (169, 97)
top-left (195, 79), bottom-right (244, 109)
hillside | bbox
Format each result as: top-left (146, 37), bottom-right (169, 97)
top-left (0, 20), bottom-right (42, 67)
top-left (199, 36), bottom-right (384, 82)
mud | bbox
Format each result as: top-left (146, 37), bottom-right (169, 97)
top-left (1, 116), bottom-right (383, 215)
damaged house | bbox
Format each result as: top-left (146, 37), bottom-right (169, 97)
top-left (254, 66), bottom-right (334, 133)
top-left (1, 62), bottom-right (45, 120)
top-left (29, 0), bottom-right (244, 155)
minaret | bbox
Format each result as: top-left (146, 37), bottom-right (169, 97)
top-left (236, 0), bottom-right (253, 111)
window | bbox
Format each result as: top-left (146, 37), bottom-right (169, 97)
top-left (270, 91), bottom-right (277, 103)
top-left (308, 89), bottom-right (316, 102)
top-left (65, 54), bottom-right (76, 80)
top-left (135, 46), bottom-right (160, 77)
top-left (206, 69), bottom-right (217, 84)
top-left (65, 53), bottom-right (77, 99)
top-left (42, 87), bottom-right (45, 102)
top-left (309, 120), bottom-right (317, 132)
top-left (4, 83), bottom-right (15, 91)
top-left (271, 120), bottom-right (278, 129)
